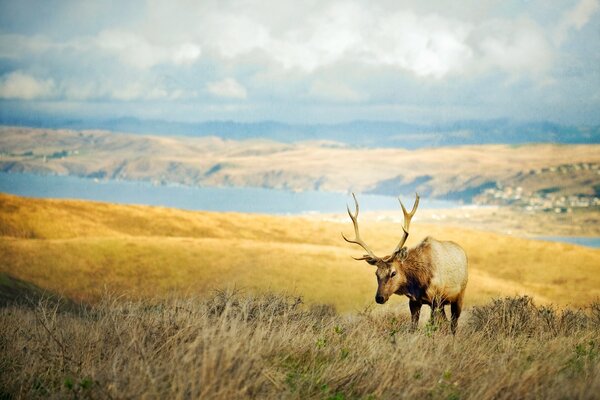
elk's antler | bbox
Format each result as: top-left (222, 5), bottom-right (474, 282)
top-left (341, 193), bottom-right (379, 261)
top-left (391, 193), bottom-right (420, 254)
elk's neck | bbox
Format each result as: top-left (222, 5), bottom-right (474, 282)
top-left (397, 247), bottom-right (433, 299)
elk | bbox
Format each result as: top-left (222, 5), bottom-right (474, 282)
top-left (342, 193), bottom-right (468, 334)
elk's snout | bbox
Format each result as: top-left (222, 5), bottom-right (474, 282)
top-left (375, 295), bottom-right (386, 304)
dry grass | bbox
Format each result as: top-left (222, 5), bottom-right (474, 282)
top-left (1, 291), bottom-right (599, 399)
top-left (1, 193), bottom-right (599, 310)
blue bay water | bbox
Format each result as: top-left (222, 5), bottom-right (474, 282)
top-left (534, 236), bottom-right (600, 249)
top-left (0, 172), bottom-right (457, 214)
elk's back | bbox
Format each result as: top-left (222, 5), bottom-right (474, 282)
top-left (426, 238), bottom-right (468, 301)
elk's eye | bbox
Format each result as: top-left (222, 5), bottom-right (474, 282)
top-left (391, 270), bottom-right (397, 278)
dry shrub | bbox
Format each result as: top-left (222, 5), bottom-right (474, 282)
top-left (1, 293), bottom-right (599, 399)
top-left (467, 295), bottom-right (593, 337)
top-left (589, 301), bottom-right (600, 327)
top-left (205, 288), bottom-right (304, 322)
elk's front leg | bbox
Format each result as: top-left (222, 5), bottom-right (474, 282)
top-left (429, 299), bottom-right (448, 327)
top-left (409, 300), bottom-right (422, 331)
top-left (450, 295), bottom-right (464, 335)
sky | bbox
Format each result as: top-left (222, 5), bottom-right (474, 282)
top-left (0, 0), bottom-right (599, 124)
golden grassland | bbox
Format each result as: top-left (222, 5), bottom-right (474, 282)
top-left (1, 292), bottom-right (599, 399)
top-left (1, 193), bottom-right (599, 311)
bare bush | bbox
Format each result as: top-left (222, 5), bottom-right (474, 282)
top-left (467, 295), bottom-right (593, 337)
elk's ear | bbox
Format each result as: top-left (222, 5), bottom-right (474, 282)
top-left (395, 247), bottom-right (408, 261)
top-left (353, 255), bottom-right (380, 265)
top-left (365, 257), bottom-right (379, 265)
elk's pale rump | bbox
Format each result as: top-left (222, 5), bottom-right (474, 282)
top-left (342, 193), bottom-right (468, 334)
top-left (426, 238), bottom-right (468, 301)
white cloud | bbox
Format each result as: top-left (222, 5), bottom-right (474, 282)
top-left (96, 29), bottom-right (201, 69)
top-left (196, 3), bottom-right (548, 79)
top-left (61, 80), bottom-right (100, 100)
top-left (207, 78), bottom-right (248, 99)
top-left (477, 18), bottom-right (553, 75)
top-left (172, 43), bottom-right (202, 65)
top-left (308, 80), bottom-right (364, 102)
top-left (555, 0), bottom-right (600, 44)
top-left (565, 0), bottom-right (599, 29)
top-left (72, 80), bottom-right (193, 101)
top-left (203, 14), bottom-right (269, 59)
top-left (0, 71), bottom-right (55, 99)
top-left (0, 2), bottom-right (562, 81)
top-left (365, 11), bottom-right (473, 78)
top-left (0, 34), bottom-right (56, 59)
top-left (264, 2), bottom-right (365, 72)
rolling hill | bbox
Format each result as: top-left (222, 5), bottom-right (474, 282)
top-left (1, 193), bottom-right (598, 311)
top-left (2, 126), bottom-right (599, 203)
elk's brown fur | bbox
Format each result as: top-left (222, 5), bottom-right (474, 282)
top-left (342, 193), bottom-right (468, 334)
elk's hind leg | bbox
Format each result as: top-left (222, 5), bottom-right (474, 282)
top-left (450, 295), bottom-right (464, 335)
top-left (409, 300), bottom-right (422, 332)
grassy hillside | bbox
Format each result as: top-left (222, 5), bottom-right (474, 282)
top-left (1, 193), bottom-right (599, 310)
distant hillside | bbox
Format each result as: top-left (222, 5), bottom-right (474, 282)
top-left (1, 126), bottom-right (599, 204)
top-left (0, 115), bottom-right (598, 148)
top-left (1, 193), bottom-right (599, 309)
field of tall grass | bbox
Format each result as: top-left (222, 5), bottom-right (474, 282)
top-left (1, 291), bottom-right (599, 399)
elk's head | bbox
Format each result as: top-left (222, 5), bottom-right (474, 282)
top-left (342, 193), bottom-right (420, 304)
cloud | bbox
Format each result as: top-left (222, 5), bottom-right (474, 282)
top-left (476, 18), bottom-right (553, 75)
top-left (262, 2), bottom-right (365, 72)
top-left (200, 5), bottom-right (476, 77)
top-left (111, 83), bottom-right (188, 101)
top-left (0, 71), bottom-right (195, 102)
top-left (0, 34), bottom-right (56, 59)
top-left (0, 71), bottom-right (55, 99)
top-left (556, 0), bottom-right (600, 44)
top-left (172, 43), bottom-right (202, 65)
top-left (364, 11), bottom-right (473, 79)
top-left (203, 14), bottom-right (270, 59)
top-left (207, 78), bottom-right (248, 99)
top-left (308, 80), bottom-right (364, 102)
top-left (195, 3), bottom-right (551, 79)
top-left (568, 0), bottom-right (600, 28)
top-left (0, 2), bottom-right (562, 80)
top-left (58, 77), bottom-right (196, 101)
top-left (96, 29), bottom-right (201, 69)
